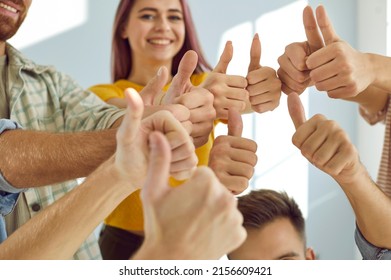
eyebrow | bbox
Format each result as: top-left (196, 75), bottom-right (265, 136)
top-left (274, 252), bottom-right (300, 260)
top-left (138, 7), bottom-right (183, 14)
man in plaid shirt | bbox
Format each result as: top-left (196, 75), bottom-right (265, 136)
top-left (0, 0), bottom-right (126, 259)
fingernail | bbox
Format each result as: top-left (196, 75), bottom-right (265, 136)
top-left (157, 66), bottom-right (163, 76)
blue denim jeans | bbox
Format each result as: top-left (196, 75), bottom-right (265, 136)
top-left (0, 192), bottom-right (20, 243)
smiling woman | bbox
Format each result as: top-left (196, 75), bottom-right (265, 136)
top-left (88, 0), bottom-right (216, 260)
top-left (119, 0), bottom-right (186, 84)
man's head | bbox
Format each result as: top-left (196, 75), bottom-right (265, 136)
top-left (0, 0), bottom-right (32, 42)
top-left (228, 189), bottom-right (315, 260)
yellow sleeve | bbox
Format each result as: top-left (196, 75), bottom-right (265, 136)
top-left (190, 72), bottom-right (208, 86)
top-left (88, 84), bottom-right (125, 102)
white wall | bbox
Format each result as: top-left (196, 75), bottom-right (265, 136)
top-left (9, 0), bottom-right (120, 88)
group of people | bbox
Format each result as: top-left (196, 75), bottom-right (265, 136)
top-left (0, 0), bottom-right (390, 260)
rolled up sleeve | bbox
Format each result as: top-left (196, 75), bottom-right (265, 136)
top-left (0, 119), bottom-right (26, 194)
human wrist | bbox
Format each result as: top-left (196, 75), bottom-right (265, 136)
top-left (362, 53), bottom-right (376, 86)
top-left (335, 163), bottom-right (371, 190)
top-left (366, 53), bottom-right (391, 88)
top-left (97, 157), bottom-right (138, 195)
top-left (78, 157), bottom-right (134, 209)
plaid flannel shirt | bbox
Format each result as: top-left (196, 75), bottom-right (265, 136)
top-left (4, 44), bottom-right (125, 259)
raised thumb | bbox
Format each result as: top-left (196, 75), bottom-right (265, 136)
top-left (248, 33), bottom-right (261, 72)
top-left (164, 50), bottom-right (197, 104)
top-left (116, 88), bottom-right (144, 148)
top-left (141, 131), bottom-right (171, 202)
top-left (213, 41), bottom-right (233, 74)
top-left (287, 92), bottom-right (307, 130)
top-left (316, 5), bottom-right (341, 46)
top-left (140, 66), bottom-right (168, 106)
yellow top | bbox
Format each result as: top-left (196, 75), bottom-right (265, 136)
top-left (89, 73), bottom-right (215, 231)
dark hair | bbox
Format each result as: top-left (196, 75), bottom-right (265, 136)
top-left (111, 0), bottom-right (212, 82)
top-left (237, 189), bottom-right (306, 241)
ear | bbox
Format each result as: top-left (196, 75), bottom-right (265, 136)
top-left (120, 23), bottom-right (129, 39)
top-left (305, 247), bottom-right (316, 260)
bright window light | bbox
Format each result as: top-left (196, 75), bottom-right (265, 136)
top-left (9, 0), bottom-right (88, 49)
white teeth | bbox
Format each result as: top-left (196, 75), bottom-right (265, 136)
top-left (0, 3), bottom-right (17, 13)
top-left (148, 39), bottom-right (171, 45)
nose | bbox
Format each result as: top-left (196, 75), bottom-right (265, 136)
top-left (154, 16), bottom-right (171, 32)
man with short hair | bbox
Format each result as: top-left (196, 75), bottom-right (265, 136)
top-left (228, 189), bottom-right (315, 260)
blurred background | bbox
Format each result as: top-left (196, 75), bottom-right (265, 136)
top-left (10, 0), bottom-right (389, 259)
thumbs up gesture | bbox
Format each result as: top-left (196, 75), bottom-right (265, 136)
top-left (162, 51), bottom-right (216, 148)
top-left (277, 6), bottom-right (324, 94)
top-left (246, 34), bottom-right (282, 113)
top-left (278, 5), bottom-right (374, 99)
top-left (208, 108), bottom-right (258, 194)
top-left (138, 131), bottom-right (246, 260)
top-left (287, 92), bottom-right (361, 184)
top-left (139, 66), bottom-right (192, 134)
top-left (306, 5), bottom-right (374, 98)
top-left (115, 87), bottom-right (197, 187)
top-left (200, 41), bottom-right (249, 120)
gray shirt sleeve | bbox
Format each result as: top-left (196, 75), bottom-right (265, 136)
top-left (0, 119), bottom-right (26, 193)
top-left (355, 226), bottom-right (391, 260)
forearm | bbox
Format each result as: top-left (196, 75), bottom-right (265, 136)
top-left (344, 53), bottom-right (391, 115)
top-left (106, 98), bottom-right (127, 109)
top-left (337, 168), bottom-right (391, 249)
top-left (366, 53), bottom-right (391, 92)
top-left (344, 85), bottom-right (389, 117)
top-left (0, 129), bottom-right (117, 188)
top-left (0, 158), bottom-right (133, 259)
